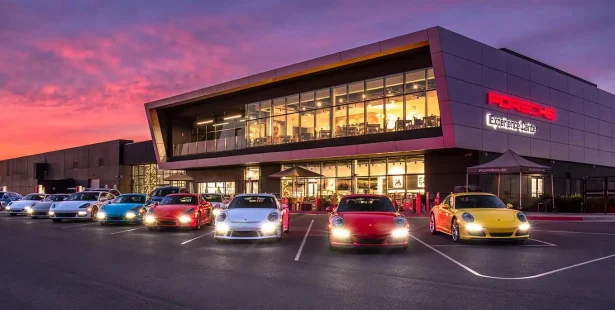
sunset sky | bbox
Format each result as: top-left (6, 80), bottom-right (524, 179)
top-left (1, 0), bottom-right (614, 160)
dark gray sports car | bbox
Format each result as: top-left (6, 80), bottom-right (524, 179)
top-left (29, 194), bottom-right (70, 218)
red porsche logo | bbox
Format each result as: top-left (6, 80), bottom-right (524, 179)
top-left (487, 92), bottom-right (556, 121)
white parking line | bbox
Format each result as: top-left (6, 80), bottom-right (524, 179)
top-left (294, 219), bottom-right (314, 262)
top-left (528, 238), bottom-right (557, 246)
top-left (534, 229), bottom-right (615, 236)
top-left (181, 231), bottom-right (214, 245)
top-left (110, 227), bottom-right (143, 235)
top-left (411, 234), bottom-right (615, 280)
top-left (61, 223), bottom-right (94, 229)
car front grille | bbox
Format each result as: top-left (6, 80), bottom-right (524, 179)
top-left (10, 209), bottom-right (23, 213)
top-left (157, 220), bottom-right (177, 225)
top-left (55, 212), bottom-right (77, 217)
top-left (489, 232), bottom-right (513, 237)
top-left (106, 216), bottom-right (124, 221)
top-left (231, 231), bottom-right (260, 238)
top-left (33, 212), bottom-right (47, 216)
top-left (356, 238), bottom-right (385, 245)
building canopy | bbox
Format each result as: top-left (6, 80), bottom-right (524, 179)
top-left (467, 149), bottom-right (552, 175)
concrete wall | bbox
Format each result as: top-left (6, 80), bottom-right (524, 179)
top-left (432, 27), bottom-right (615, 167)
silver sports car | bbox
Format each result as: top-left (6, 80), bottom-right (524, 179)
top-left (29, 194), bottom-right (70, 218)
top-left (6, 193), bottom-right (47, 216)
top-left (214, 194), bottom-right (289, 241)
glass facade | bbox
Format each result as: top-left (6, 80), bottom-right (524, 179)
top-left (131, 164), bottom-right (186, 194)
top-left (198, 182), bottom-right (235, 195)
top-left (278, 156), bottom-right (424, 211)
top-left (173, 68), bottom-right (438, 156)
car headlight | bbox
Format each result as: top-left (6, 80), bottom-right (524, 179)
top-left (125, 211), bottom-right (136, 219)
top-left (24, 205), bottom-right (32, 210)
top-left (216, 212), bottom-right (227, 222)
top-left (464, 223), bottom-right (483, 232)
top-left (212, 208), bottom-right (221, 217)
top-left (331, 228), bottom-right (351, 238)
top-left (97, 212), bottom-right (107, 220)
top-left (332, 216), bottom-right (344, 227)
top-left (50, 204), bottom-right (56, 209)
top-left (78, 211), bottom-right (87, 216)
top-left (178, 215), bottom-right (191, 224)
top-left (267, 211), bottom-right (279, 222)
top-left (391, 228), bottom-right (409, 238)
top-left (26, 208), bottom-right (34, 214)
top-left (79, 203), bottom-right (90, 209)
top-left (144, 215), bottom-right (156, 224)
top-left (394, 216), bottom-right (407, 227)
top-left (462, 212), bottom-right (474, 222)
top-left (261, 222), bottom-right (277, 234)
top-left (48, 211), bottom-right (55, 216)
top-left (516, 212), bottom-right (527, 222)
top-left (216, 223), bottom-right (230, 234)
top-left (5, 206), bottom-right (10, 211)
top-left (518, 222), bottom-right (531, 231)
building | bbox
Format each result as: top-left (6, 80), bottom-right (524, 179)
top-left (144, 26), bottom-right (615, 211)
top-left (0, 140), bottom-right (184, 195)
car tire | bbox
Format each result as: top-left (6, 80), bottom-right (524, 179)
top-left (429, 213), bottom-right (438, 235)
top-left (51, 219), bottom-right (62, 223)
top-left (206, 213), bottom-right (214, 226)
top-left (451, 219), bottom-right (461, 243)
top-left (193, 213), bottom-right (201, 230)
top-left (90, 208), bottom-right (98, 222)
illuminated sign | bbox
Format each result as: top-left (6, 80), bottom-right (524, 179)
top-left (486, 114), bottom-right (536, 135)
top-left (487, 92), bottom-right (556, 120)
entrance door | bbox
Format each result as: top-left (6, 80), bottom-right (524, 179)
top-left (245, 181), bottom-right (258, 194)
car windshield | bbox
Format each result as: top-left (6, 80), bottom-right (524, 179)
top-left (202, 194), bottom-right (222, 202)
top-left (113, 195), bottom-right (145, 204)
top-left (23, 194), bottom-right (46, 201)
top-left (228, 196), bottom-right (276, 209)
top-left (68, 193), bottom-right (99, 201)
top-left (455, 195), bottom-right (506, 209)
top-left (337, 197), bottom-right (396, 212)
top-left (150, 188), bottom-right (180, 197)
top-left (45, 195), bottom-right (68, 202)
top-left (160, 195), bottom-right (197, 205)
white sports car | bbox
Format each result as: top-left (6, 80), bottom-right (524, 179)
top-left (214, 194), bottom-right (289, 241)
top-left (48, 191), bottom-right (114, 223)
top-left (6, 193), bottom-right (47, 216)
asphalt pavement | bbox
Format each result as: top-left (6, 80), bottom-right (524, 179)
top-left (1, 212), bottom-right (615, 309)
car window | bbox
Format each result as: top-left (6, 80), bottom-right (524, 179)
top-left (23, 194), bottom-right (46, 200)
top-left (68, 193), bottom-right (99, 201)
top-left (160, 195), bottom-right (197, 205)
top-left (228, 196), bottom-right (276, 209)
top-left (337, 197), bottom-right (396, 212)
top-left (113, 195), bottom-right (145, 204)
top-left (202, 194), bottom-right (223, 202)
top-left (455, 195), bottom-right (506, 209)
top-left (46, 195), bottom-right (68, 202)
top-left (442, 196), bottom-right (450, 206)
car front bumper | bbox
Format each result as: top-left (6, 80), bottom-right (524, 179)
top-left (49, 211), bottom-right (92, 220)
top-left (329, 234), bottom-right (408, 248)
top-left (214, 222), bottom-right (281, 240)
top-left (460, 226), bottom-right (530, 240)
top-left (6, 209), bottom-right (28, 215)
top-left (99, 215), bottom-right (143, 224)
top-left (144, 217), bottom-right (195, 228)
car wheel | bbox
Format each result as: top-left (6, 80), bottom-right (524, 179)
top-left (206, 213), bottom-right (214, 226)
top-left (51, 219), bottom-right (62, 223)
top-left (193, 213), bottom-right (201, 230)
top-left (451, 219), bottom-right (461, 243)
top-left (90, 208), bottom-right (98, 222)
top-left (429, 213), bottom-right (438, 235)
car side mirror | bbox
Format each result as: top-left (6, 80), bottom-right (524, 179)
top-left (325, 206), bottom-right (333, 213)
top-left (506, 203), bottom-right (513, 209)
top-left (441, 204), bottom-right (449, 210)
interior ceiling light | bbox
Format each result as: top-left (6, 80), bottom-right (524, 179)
top-left (223, 115), bottom-right (242, 120)
top-left (196, 120), bottom-right (213, 125)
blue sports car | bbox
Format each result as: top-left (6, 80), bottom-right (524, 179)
top-left (97, 194), bottom-right (147, 225)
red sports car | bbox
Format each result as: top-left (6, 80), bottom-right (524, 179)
top-left (144, 193), bottom-right (213, 231)
top-left (327, 194), bottom-right (409, 250)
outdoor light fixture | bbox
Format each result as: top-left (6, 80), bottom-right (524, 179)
top-left (223, 115), bottom-right (242, 120)
top-left (196, 120), bottom-right (214, 125)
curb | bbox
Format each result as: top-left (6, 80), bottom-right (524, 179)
top-left (527, 216), bottom-right (584, 221)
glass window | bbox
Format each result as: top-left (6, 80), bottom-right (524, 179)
top-left (370, 159), bottom-right (386, 176)
top-left (405, 69), bottom-right (426, 93)
top-left (366, 99), bottom-right (383, 134)
top-left (385, 74), bottom-right (404, 97)
top-left (286, 113), bottom-right (299, 143)
top-left (315, 88), bottom-right (331, 108)
top-left (387, 158), bottom-right (405, 175)
top-left (286, 94), bottom-right (300, 113)
top-left (247, 120), bottom-right (259, 147)
top-left (531, 177), bottom-right (544, 197)
top-left (426, 90), bottom-right (440, 128)
top-left (273, 97), bottom-right (286, 116)
top-left (259, 100), bottom-right (272, 119)
top-left (244, 167), bottom-right (260, 180)
top-left (406, 158), bottom-right (425, 174)
top-left (247, 102), bottom-right (259, 120)
top-left (405, 92), bottom-right (426, 129)
top-left (315, 108), bottom-right (331, 139)
top-left (365, 77), bottom-right (384, 100)
top-left (348, 81), bottom-right (364, 103)
top-left (347, 102), bottom-right (364, 136)
top-left (355, 160), bottom-right (369, 176)
top-left (333, 85), bottom-right (347, 105)
top-left (273, 115), bottom-right (286, 144)
top-left (322, 162), bottom-right (336, 178)
top-left (334, 104), bottom-right (347, 137)
top-left (300, 111), bottom-right (315, 141)
top-left (427, 67), bottom-right (436, 90)
top-left (337, 161), bottom-right (352, 177)
top-left (385, 96), bottom-right (403, 132)
top-left (300, 91), bottom-right (315, 111)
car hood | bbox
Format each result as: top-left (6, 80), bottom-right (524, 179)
top-left (227, 208), bottom-right (276, 223)
top-left (339, 212), bottom-right (399, 235)
top-left (8, 200), bottom-right (39, 208)
top-left (459, 208), bottom-right (516, 223)
top-left (152, 205), bottom-right (195, 217)
top-left (104, 203), bottom-right (143, 215)
top-left (32, 201), bottom-right (55, 210)
top-left (53, 201), bottom-right (95, 211)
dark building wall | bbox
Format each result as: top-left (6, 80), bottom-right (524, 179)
top-left (122, 141), bottom-right (157, 165)
top-left (260, 164), bottom-right (282, 194)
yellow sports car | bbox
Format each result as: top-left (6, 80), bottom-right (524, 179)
top-left (429, 192), bottom-right (530, 242)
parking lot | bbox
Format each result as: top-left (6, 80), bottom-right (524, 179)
top-left (1, 212), bottom-right (615, 309)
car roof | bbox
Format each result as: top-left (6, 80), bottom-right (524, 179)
top-left (166, 193), bottom-right (198, 197)
top-left (201, 193), bottom-right (223, 195)
top-left (451, 192), bottom-right (496, 197)
top-left (77, 191), bottom-right (105, 194)
top-left (234, 193), bottom-right (275, 198)
top-left (342, 194), bottom-right (389, 199)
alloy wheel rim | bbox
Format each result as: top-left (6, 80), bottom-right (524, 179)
top-left (452, 223), bottom-right (459, 240)
top-left (429, 215), bottom-right (435, 232)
